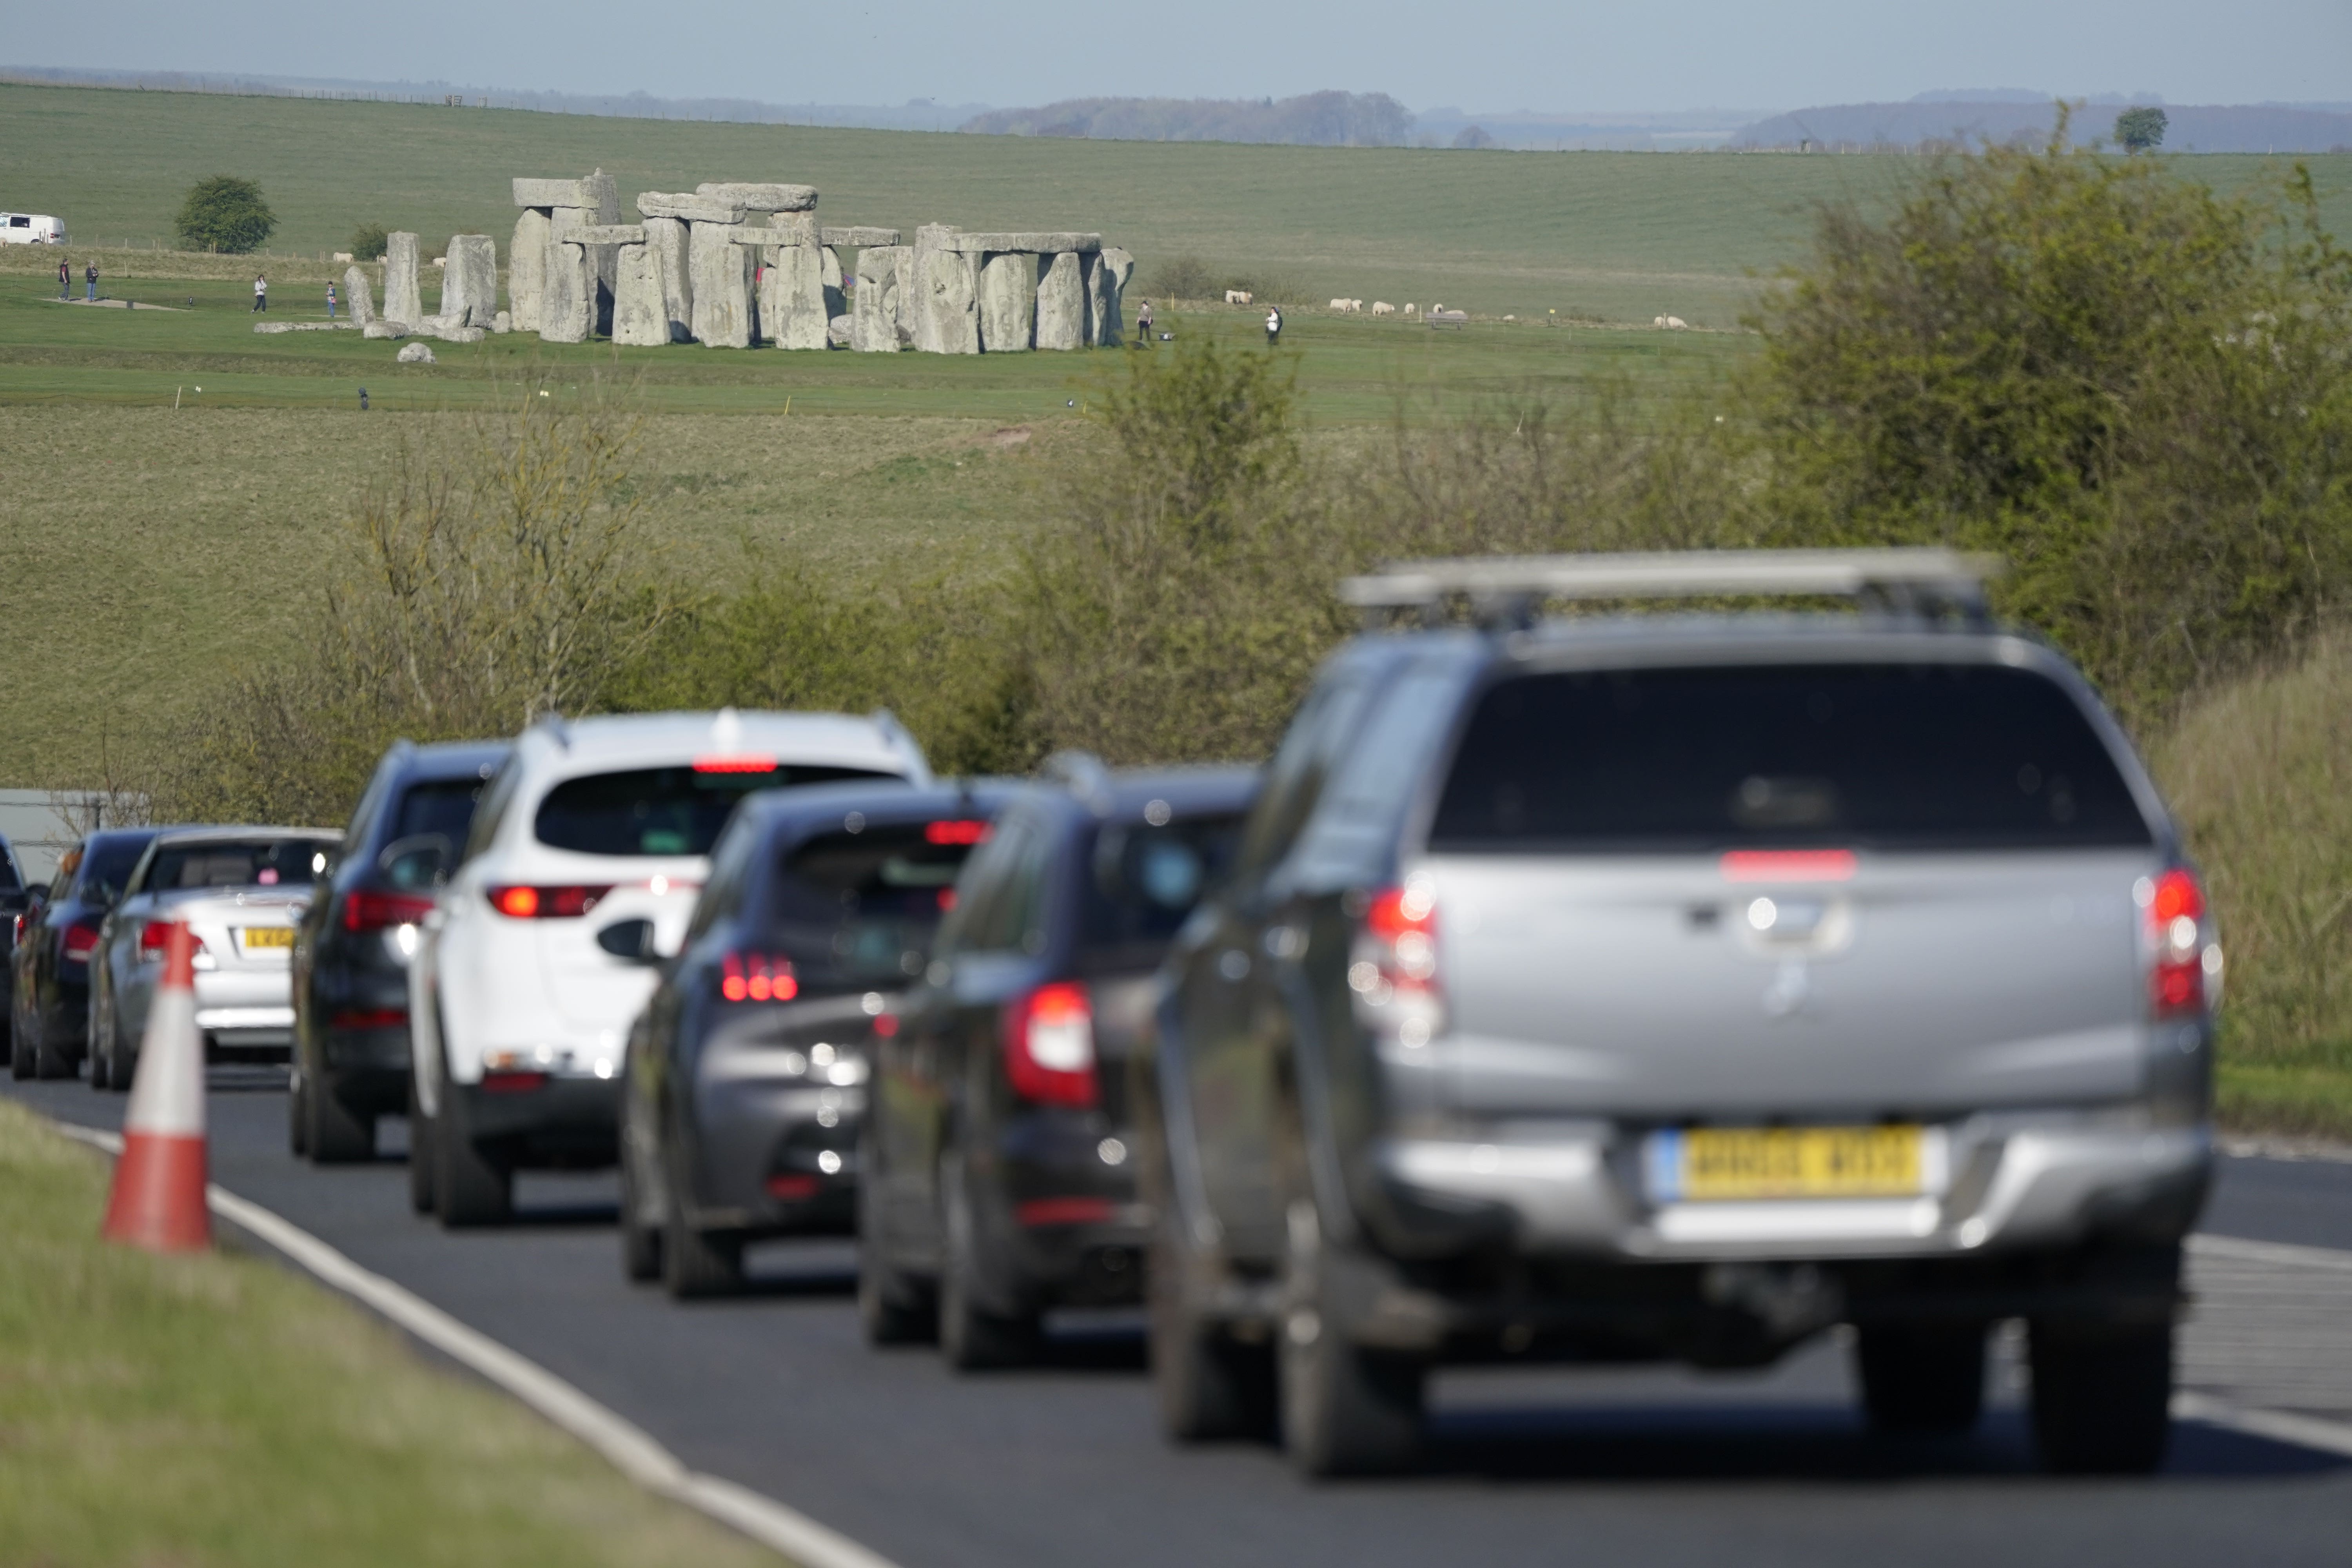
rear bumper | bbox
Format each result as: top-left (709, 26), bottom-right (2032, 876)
top-left (985, 1111), bottom-right (1147, 1309)
top-left (683, 1077), bottom-right (865, 1237)
top-left (455, 1077), bottom-right (621, 1168)
top-left (1373, 1112), bottom-right (2212, 1264)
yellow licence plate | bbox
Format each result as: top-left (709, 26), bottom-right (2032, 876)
top-left (239, 927), bottom-right (294, 951)
top-left (1650, 1125), bottom-right (1924, 1201)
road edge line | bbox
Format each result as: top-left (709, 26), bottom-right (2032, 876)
top-left (2188, 1231), bottom-right (2352, 1274)
top-left (48, 1121), bottom-right (904, 1568)
top-left (2172, 1393), bottom-right (2352, 1459)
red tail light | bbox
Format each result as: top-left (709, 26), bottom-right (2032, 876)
top-left (487, 885), bottom-right (612, 919)
top-left (136, 922), bottom-right (207, 963)
top-left (1351, 882), bottom-right (1445, 1048)
top-left (693, 755), bottom-right (778, 773)
top-left (480, 1070), bottom-right (549, 1093)
top-left (329, 1008), bottom-right (409, 1030)
top-left (924, 819), bottom-right (991, 846)
top-left (1004, 981), bottom-right (1096, 1106)
top-left (1720, 849), bottom-right (1857, 883)
top-left (720, 951), bottom-right (799, 1002)
top-left (766, 1174), bottom-right (822, 1200)
top-left (2144, 867), bottom-right (2219, 1020)
top-left (345, 890), bottom-right (436, 931)
top-left (62, 922), bottom-right (102, 962)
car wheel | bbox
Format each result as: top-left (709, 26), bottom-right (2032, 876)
top-left (289, 1069), bottom-right (312, 1155)
top-left (1149, 1183), bottom-right (1275, 1441)
top-left (1855, 1322), bottom-right (1988, 1435)
top-left (617, 1114), bottom-right (662, 1283)
top-left (306, 1073), bottom-right (375, 1164)
top-left (434, 1082), bottom-right (512, 1229)
top-left (406, 1077), bottom-right (437, 1216)
top-left (33, 1025), bottom-right (73, 1080)
top-left (856, 1138), bottom-right (933, 1345)
top-left (9, 999), bottom-right (33, 1081)
top-left (106, 1000), bottom-right (135, 1093)
top-left (661, 1131), bottom-right (741, 1299)
top-left (87, 992), bottom-right (111, 1092)
top-left (1278, 1195), bottom-right (1424, 1477)
top-left (938, 1153), bottom-right (1036, 1370)
top-left (2030, 1318), bottom-right (2174, 1474)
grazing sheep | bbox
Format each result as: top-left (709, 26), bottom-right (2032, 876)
top-left (1329, 298), bottom-right (1365, 313)
top-left (1404, 303), bottom-right (1418, 314)
top-left (1225, 289), bottom-right (1253, 305)
top-left (1654, 315), bottom-right (1689, 330)
top-left (1371, 301), bottom-right (1396, 315)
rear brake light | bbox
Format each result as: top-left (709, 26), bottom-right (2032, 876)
top-left (1016, 1196), bottom-right (1116, 1227)
top-left (480, 1070), bottom-right (549, 1093)
top-left (63, 922), bottom-right (102, 961)
top-left (924, 819), bottom-right (991, 845)
top-left (693, 755), bottom-right (777, 773)
top-left (138, 921), bottom-right (207, 962)
top-left (766, 1174), bottom-right (822, 1200)
top-left (720, 951), bottom-right (798, 1002)
top-left (1720, 850), bottom-right (1857, 883)
top-left (329, 1008), bottom-right (409, 1030)
top-left (1351, 881), bottom-right (1444, 1048)
top-left (488, 885), bottom-right (612, 919)
top-left (345, 890), bottom-right (436, 931)
top-left (2141, 867), bottom-right (2219, 1020)
top-left (1004, 981), bottom-right (1096, 1106)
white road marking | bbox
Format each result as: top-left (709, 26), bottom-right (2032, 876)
top-left (50, 1121), bottom-right (901, 1568)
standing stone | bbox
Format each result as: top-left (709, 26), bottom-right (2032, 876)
top-left (552, 201), bottom-right (619, 336)
top-left (909, 227), bottom-right (978, 354)
top-left (542, 241), bottom-right (594, 343)
top-left (821, 246), bottom-right (846, 320)
top-left (891, 248), bottom-right (917, 345)
top-left (689, 223), bottom-right (753, 348)
top-left (1035, 252), bottom-right (1084, 351)
top-left (1094, 247), bottom-right (1134, 347)
top-left (851, 245), bottom-right (906, 352)
top-left (343, 265), bottom-right (377, 327)
top-left (978, 252), bottom-right (1039, 353)
top-left (644, 216), bottom-right (691, 342)
top-left (384, 231), bottom-right (423, 325)
top-left (441, 234), bottom-right (499, 328)
top-left (762, 242), bottom-right (828, 350)
top-left (510, 209), bottom-right (549, 332)
top-left (611, 243), bottom-right (671, 347)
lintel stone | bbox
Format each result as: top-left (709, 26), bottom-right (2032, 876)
top-left (637, 192), bottom-right (750, 224)
top-left (821, 226), bottom-right (902, 248)
top-left (514, 177), bottom-right (593, 208)
top-left (564, 225), bottom-right (649, 247)
top-left (938, 231), bottom-right (1102, 254)
top-left (695, 182), bottom-right (818, 212)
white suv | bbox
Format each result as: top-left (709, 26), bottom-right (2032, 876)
top-left (409, 709), bottom-right (929, 1225)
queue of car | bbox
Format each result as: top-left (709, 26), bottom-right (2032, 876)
top-left (0, 549), bottom-right (2221, 1481)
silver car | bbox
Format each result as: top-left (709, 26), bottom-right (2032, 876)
top-left (89, 826), bottom-right (339, 1089)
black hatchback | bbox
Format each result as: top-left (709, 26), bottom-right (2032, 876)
top-left (290, 739), bottom-right (509, 1163)
top-left (859, 760), bottom-right (1258, 1368)
top-left (11, 827), bottom-right (158, 1080)
top-left (619, 780), bottom-right (1012, 1298)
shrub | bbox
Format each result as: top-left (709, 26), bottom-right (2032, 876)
top-left (1145, 254), bottom-right (1216, 302)
top-left (174, 175), bottom-right (276, 254)
top-left (2114, 106), bottom-right (2168, 153)
top-left (347, 223), bottom-right (389, 261)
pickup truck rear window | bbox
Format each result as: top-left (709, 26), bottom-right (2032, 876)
top-left (1430, 663), bottom-right (2151, 852)
top-left (536, 766), bottom-right (898, 858)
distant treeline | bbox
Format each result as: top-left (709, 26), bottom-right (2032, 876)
top-left (1735, 100), bottom-right (2352, 154)
top-left (959, 91), bottom-right (1414, 147)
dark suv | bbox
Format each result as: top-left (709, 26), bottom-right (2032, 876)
top-left (0, 833), bottom-right (31, 1063)
top-left (861, 760), bottom-right (1258, 1368)
top-left (11, 828), bottom-right (158, 1080)
top-left (1140, 550), bottom-right (2216, 1477)
top-left (290, 740), bottom-right (508, 1162)
top-left (619, 781), bottom-right (1011, 1298)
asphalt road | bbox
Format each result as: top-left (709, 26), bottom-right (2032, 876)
top-left (12, 1069), bottom-right (2352, 1568)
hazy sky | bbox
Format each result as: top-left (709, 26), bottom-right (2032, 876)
top-left (10, 0), bottom-right (2347, 113)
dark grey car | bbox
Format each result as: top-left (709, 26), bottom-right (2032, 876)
top-left (1140, 550), bottom-right (2217, 1478)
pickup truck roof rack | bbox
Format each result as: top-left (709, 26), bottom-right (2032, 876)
top-left (1339, 548), bottom-right (2003, 629)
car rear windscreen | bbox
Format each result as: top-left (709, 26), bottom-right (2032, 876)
top-left (764, 818), bottom-right (985, 991)
top-left (1429, 664), bottom-right (2152, 852)
top-left (1080, 813), bottom-right (1247, 965)
top-left (80, 836), bottom-right (157, 900)
top-left (391, 777), bottom-right (490, 849)
top-left (536, 766), bottom-right (898, 858)
top-left (148, 839), bottom-right (323, 891)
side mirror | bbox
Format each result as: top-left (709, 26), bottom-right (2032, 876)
top-left (378, 833), bottom-right (451, 891)
top-left (595, 918), bottom-right (660, 964)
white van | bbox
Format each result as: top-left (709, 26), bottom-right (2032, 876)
top-left (0, 213), bottom-right (66, 245)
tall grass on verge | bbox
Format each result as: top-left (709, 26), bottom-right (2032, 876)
top-left (143, 389), bottom-right (677, 824)
top-left (2155, 632), bottom-right (2352, 1137)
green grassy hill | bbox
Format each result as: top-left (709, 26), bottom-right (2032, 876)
top-left (20, 82), bottom-right (2344, 324)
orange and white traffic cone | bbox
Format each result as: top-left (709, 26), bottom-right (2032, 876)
top-left (102, 920), bottom-right (210, 1252)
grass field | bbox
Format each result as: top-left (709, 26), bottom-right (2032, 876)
top-left (11, 81), bottom-right (2348, 324)
top-left (0, 1100), bottom-right (776, 1568)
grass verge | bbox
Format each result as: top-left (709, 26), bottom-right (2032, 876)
top-left (0, 1100), bottom-right (777, 1568)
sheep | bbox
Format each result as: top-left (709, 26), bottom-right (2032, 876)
top-left (1328, 298), bottom-right (1364, 313)
top-left (1404, 303), bottom-right (1418, 314)
top-left (1225, 289), bottom-right (1253, 305)
top-left (1370, 301), bottom-right (1396, 315)
top-left (1654, 315), bottom-right (1689, 330)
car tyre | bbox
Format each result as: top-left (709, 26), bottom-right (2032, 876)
top-left (434, 1083), bottom-right (512, 1228)
top-left (938, 1154), bottom-right (1036, 1370)
top-left (87, 1002), bottom-right (111, 1092)
top-left (1855, 1322), bottom-right (1988, 1436)
top-left (289, 1070), bottom-right (312, 1155)
top-left (306, 1073), bottom-right (375, 1164)
top-left (856, 1141), bottom-right (933, 1345)
top-left (661, 1137), bottom-right (742, 1299)
top-left (2029, 1319), bottom-right (2174, 1474)
top-left (9, 998), bottom-right (33, 1081)
top-left (1145, 1135), bottom-right (1274, 1440)
top-left (1278, 1196), bottom-right (1423, 1477)
top-left (406, 1078), bottom-right (437, 1216)
top-left (617, 1120), bottom-right (662, 1283)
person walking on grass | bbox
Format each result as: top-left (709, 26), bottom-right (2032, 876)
top-left (1265, 304), bottom-right (1283, 347)
top-left (1134, 299), bottom-right (1153, 347)
top-left (326, 281), bottom-right (338, 321)
top-left (84, 261), bottom-right (98, 302)
top-left (253, 274), bottom-right (268, 313)
top-left (58, 257), bottom-right (71, 300)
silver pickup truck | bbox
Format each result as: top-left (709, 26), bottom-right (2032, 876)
top-left (1138, 550), bottom-right (2218, 1477)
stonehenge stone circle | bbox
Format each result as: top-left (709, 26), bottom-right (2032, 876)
top-left (978, 253), bottom-right (1040, 352)
top-left (611, 243), bottom-right (672, 347)
top-left (761, 240), bottom-right (829, 351)
top-left (383, 231), bottom-right (423, 325)
top-left (509, 209), bottom-right (549, 332)
top-left (1035, 250), bottom-right (1085, 351)
top-left (644, 216), bottom-right (693, 342)
top-left (542, 240), bottom-right (595, 344)
top-left (440, 234), bottom-right (499, 328)
top-left (851, 245), bottom-right (908, 352)
top-left (688, 223), bottom-right (754, 348)
top-left (696, 182), bottom-right (818, 212)
top-left (343, 265), bottom-right (377, 327)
